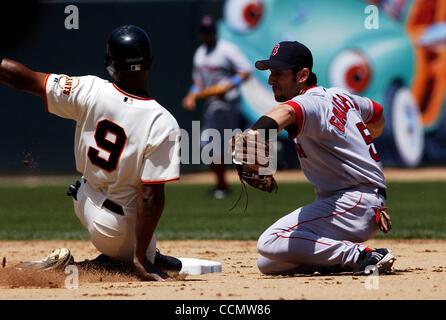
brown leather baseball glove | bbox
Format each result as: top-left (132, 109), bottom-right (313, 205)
top-left (376, 207), bottom-right (392, 233)
top-left (231, 130), bottom-right (278, 193)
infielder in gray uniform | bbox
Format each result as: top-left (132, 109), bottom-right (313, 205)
top-left (182, 15), bottom-right (251, 198)
top-left (243, 41), bottom-right (395, 275)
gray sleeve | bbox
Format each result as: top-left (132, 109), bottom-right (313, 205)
top-left (225, 42), bottom-right (252, 74)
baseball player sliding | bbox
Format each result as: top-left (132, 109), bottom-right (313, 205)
top-left (232, 41), bottom-right (394, 275)
top-left (0, 25), bottom-right (181, 281)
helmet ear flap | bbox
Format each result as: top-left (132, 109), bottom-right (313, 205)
top-left (104, 51), bottom-right (115, 77)
top-left (106, 65), bottom-right (116, 78)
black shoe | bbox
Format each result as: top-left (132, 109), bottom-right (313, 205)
top-left (154, 249), bottom-right (182, 272)
top-left (76, 253), bottom-right (133, 274)
top-left (315, 264), bottom-right (353, 275)
top-left (353, 248), bottom-right (395, 275)
top-left (90, 253), bottom-right (112, 263)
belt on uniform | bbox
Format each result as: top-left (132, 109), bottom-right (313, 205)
top-left (378, 187), bottom-right (387, 200)
top-left (103, 199), bottom-right (124, 216)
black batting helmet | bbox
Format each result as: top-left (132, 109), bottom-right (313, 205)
top-left (105, 25), bottom-right (153, 73)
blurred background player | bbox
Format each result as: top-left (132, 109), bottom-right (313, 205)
top-left (182, 15), bottom-right (252, 198)
top-left (0, 25), bottom-right (181, 281)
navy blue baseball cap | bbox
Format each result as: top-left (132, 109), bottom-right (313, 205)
top-left (255, 41), bottom-right (313, 71)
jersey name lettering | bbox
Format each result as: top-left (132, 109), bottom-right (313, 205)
top-left (329, 94), bottom-right (359, 132)
top-left (356, 122), bottom-right (381, 162)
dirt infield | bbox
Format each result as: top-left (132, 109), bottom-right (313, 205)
top-left (0, 168), bottom-right (445, 300)
top-left (0, 239), bottom-right (445, 300)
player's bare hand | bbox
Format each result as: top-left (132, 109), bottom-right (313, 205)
top-left (133, 256), bottom-right (170, 281)
top-left (182, 94), bottom-right (196, 111)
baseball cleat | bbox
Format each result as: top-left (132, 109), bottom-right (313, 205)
top-left (212, 188), bottom-right (231, 199)
top-left (16, 248), bottom-right (74, 271)
top-left (154, 249), bottom-right (182, 272)
top-left (353, 248), bottom-right (395, 275)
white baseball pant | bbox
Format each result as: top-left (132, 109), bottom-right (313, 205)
top-left (72, 179), bottom-right (156, 264)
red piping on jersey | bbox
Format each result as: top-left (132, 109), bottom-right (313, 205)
top-left (367, 100), bottom-right (383, 124)
top-left (43, 73), bottom-right (51, 112)
top-left (274, 192), bottom-right (363, 246)
top-left (285, 101), bottom-right (305, 137)
top-left (142, 177), bottom-right (180, 185)
top-left (304, 85), bottom-right (317, 93)
top-left (273, 234), bottom-right (332, 246)
top-left (282, 87), bottom-right (316, 139)
top-left (112, 83), bottom-right (153, 101)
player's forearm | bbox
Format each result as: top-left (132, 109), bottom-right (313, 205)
top-left (195, 82), bottom-right (231, 99)
top-left (247, 104), bottom-right (296, 142)
top-left (264, 104), bottom-right (297, 133)
top-left (195, 72), bottom-right (249, 100)
top-left (0, 58), bottom-right (47, 98)
top-left (134, 184), bottom-right (165, 260)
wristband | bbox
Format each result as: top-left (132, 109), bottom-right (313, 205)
top-left (231, 74), bottom-right (242, 86)
top-left (251, 115), bottom-right (279, 140)
top-left (189, 84), bottom-right (200, 94)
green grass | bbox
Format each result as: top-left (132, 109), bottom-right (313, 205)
top-left (0, 185), bottom-right (86, 239)
top-left (0, 182), bottom-right (445, 240)
top-left (384, 182), bottom-right (446, 238)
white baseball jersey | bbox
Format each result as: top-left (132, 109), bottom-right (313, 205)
top-left (285, 86), bottom-right (386, 195)
top-left (193, 39), bottom-right (252, 101)
top-left (44, 74), bottom-right (180, 211)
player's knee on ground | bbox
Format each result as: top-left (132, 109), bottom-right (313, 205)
top-left (257, 254), bottom-right (304, 275)
top-left (257, 229), bottom-right (321, 264)
top-left (257, 254), bottom-right (285, 274)
top-left (257, 254), bottom-right (275, 274)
